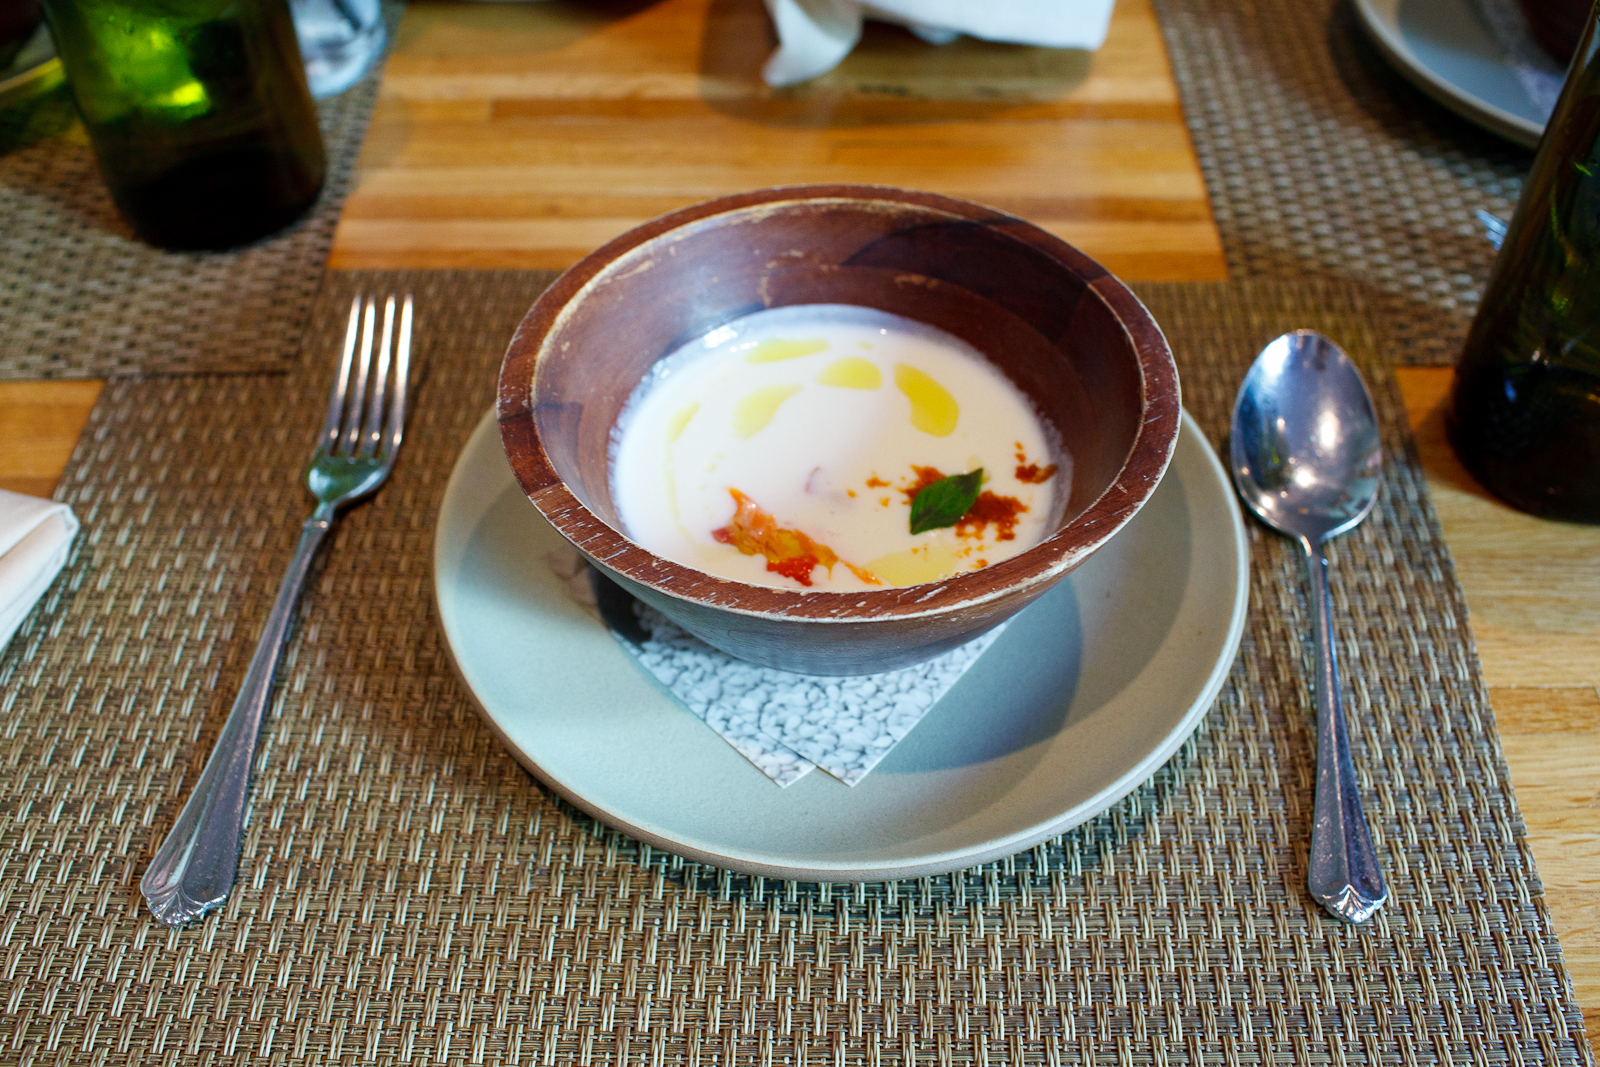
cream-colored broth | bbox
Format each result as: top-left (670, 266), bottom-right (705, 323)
top-left (609, 305), bottom-right (1067, 590)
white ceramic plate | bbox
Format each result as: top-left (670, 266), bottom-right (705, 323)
top-left (433, 409), bottom-right (1250, 882)
top-left (1355, 0), bottom-right (1546, 147)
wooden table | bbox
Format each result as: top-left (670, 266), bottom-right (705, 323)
top-left (331, 0), bottom-right (1226, 281)
top-left (3, 0), bottom-right (1597, 1051)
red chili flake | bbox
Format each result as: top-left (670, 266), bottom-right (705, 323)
top-left (1015, 462), bottom-right (1057, 484)
top-left (898, 465), bottom-right (1028, 541)
top-left (899, 465), bottom-right (946, 505)
top-left (768, 555), bottom-right (820, 584)
top-left (956, 491), bottom-right (1027, 541)
top-left (713, 489), bottom-right (878, 587)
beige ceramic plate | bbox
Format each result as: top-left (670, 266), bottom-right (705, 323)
top-left (1355, 0), bottom-right (1545, 148)
top-left (434, 409), bottom-right (1249, 881)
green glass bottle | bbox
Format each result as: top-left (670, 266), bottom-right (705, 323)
top-left (1449, 4), bottom-right (1600, 523)
top-left (40, 0), bottom-right (325, 251)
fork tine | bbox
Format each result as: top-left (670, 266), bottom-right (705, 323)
top-left (341, 298), bottom-right (377, 455)
top-left (383, 296), bottom-right (413, 460)
top-left (320, 298), bottom-right (362, 453)
top-left (358, 297), bottom-right (396, 458)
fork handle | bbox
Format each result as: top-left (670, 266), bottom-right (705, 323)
top-left (1300, 535), bottom-right (1387, 924)
top-left (141, 515), bottom-right (332, 927)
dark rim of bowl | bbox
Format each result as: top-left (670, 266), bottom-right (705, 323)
top-left (498, 183), bottom-right (1181, 623)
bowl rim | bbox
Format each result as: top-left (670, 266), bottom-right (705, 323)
top-left (497, 183), bottom-right (1181, 623)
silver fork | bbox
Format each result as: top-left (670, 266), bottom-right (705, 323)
top-left (141, 294), bottom-right (414, 928)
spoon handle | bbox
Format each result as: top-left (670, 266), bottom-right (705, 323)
top-left (1300, 536), bottom-right (1388, 924)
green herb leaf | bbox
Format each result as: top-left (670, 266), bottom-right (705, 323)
top-left (909, 469), bottom-right (983, 535)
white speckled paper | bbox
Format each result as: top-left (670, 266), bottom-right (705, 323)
top-left (624, 608), bottom-right (819, 788)
top-left (544, 546), bottom-right (1005, 787)
top-left (625, 603), bottom-right (1005, 787)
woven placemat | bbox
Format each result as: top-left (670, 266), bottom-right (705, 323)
top-left (0, 271), bottom-right (1588, 1065)
top-left (1152, 0), bottom-right (1531, 366)
top-left (0, 66), bottom-right (382, 380)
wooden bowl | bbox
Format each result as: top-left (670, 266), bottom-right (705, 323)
top-left (498, 185), bottom-right (1180, 675)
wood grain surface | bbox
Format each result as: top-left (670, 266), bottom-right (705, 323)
top-left (329, 0), bottom-right (1227, 281)
top-left (0, 381), bottom-right (103, 499)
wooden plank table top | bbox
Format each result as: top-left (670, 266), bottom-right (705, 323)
top-left (330, 0), bottom-right (1227, 282)
top-left (3, 0), bottom-right (1597, 1055)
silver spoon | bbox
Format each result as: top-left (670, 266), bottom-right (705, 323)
top-left (1230, 330), bottom-right (1388, 924)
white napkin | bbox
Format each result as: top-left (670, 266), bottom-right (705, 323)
top-left (761, 0), bottom-right (1117, 86)
top-left (0, 490), bottom-right (79, 652)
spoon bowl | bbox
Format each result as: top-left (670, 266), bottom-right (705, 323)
top-left (1231, 332), bottom-right (1383, 540)
top-left (1230, 330), bottom-right (1387, 924)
